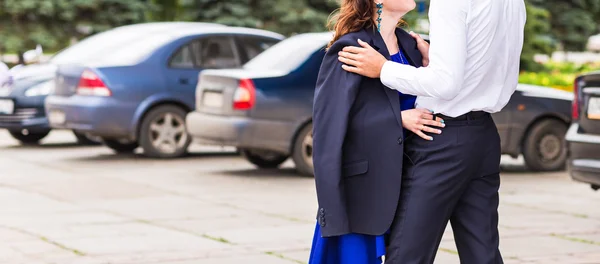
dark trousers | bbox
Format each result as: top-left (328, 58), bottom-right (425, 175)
top-left (386, 113), bottom-right (503, 264)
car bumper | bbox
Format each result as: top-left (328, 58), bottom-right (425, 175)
top-left (186, 111), bottom-right (294, 154)
top-left (566, 123), bottom-right (600, 187)
top-left (0, 108), bottom-right (50, 132)
top-left (45, 95), bottom-right (135, 139)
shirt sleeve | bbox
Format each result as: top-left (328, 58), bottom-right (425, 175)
top-left (380, 0), bottom-right (469, 100)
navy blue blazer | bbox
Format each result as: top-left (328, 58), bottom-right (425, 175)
top-left (313, 26), bottom-right (423, 237)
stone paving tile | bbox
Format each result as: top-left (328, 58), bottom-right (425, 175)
top-left (55, 231), bottom-right (232, 256)
top-left (151, 254), bottom-right (293, 264)
top-left (0, 188), bottom-right (81, 213)
top-left (0, 211), bottom-right (129, 230)
top-left (21, 176), bottom-right (168, 202)
top-left (502, 193), bottom-right (600, 219)
top-left (79, 195), bottom-right (244, 221)
top-left (440, 234), bottom-right (600, 261)
top-left (157, 211), bottom-right (300, 235)
top-left (205, 223), bottom-right (314, 252)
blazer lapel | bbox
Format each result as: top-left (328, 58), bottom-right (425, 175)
top-left (395, 28), bottom-right (423, 68)
top-left (366, 27), bottom-right (403, 128)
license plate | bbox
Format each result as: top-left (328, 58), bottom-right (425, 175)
top-left (588, 97), bottom-right (600, 120)
top-left (48, 110), bottom-right (66, 125)
top-left (203, 91), bottom-right (223, 108)
top-left (0, 99), bottom-right (14, 115)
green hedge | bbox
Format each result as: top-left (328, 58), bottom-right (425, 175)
top-left (519, 62), bottom-right (600, 92)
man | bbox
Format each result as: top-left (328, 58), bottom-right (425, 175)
top-left (338, 0), bottom-right (526, 263)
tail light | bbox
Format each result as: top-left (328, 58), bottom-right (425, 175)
top-left (77, 69), bottom-right (111, 96)
top-left (572, 77), bottom-right (581, 121)
top-left (233, 79), bottom-right (255, 110)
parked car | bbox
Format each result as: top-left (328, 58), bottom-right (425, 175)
top-left (186, 32), bottom-right (573, 175)
top-left (566, 73), bottom-right (600, 191)
top-left (0, 47), bottom-right (98, 144)
top-left (45, 22), bottom-right (284, 158)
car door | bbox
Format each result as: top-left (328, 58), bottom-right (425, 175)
top-left (492, 92), bottom-right (519, 152)
top-left (165, 35), bottom-right (242, 108)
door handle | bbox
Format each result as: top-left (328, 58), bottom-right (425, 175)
top-left (179, 78), bottom-right (189, 85)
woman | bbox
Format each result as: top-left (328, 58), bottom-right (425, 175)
top-left (309, 0), bottom-right (444, 263)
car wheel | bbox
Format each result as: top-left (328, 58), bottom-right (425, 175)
top-left (523, 119), bottom-right (568, 171)
top-left (73, 131), bottom-right (101, 145)
top-left (240, 149), bottom-right (289, 168)
top-left (9, 129), bottom-right (50, 144)
top-left (292, 123), bottom-right (314, 176)
top-left (139, 105), bottom-right (191, 158)
top-left (103, 138), bottom-right (139, 153)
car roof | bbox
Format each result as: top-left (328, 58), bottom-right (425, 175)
top-left (111, 22), bottom-right (285, 40)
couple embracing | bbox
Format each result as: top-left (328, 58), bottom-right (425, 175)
top-left (309, 0), bottom-right (526, 263)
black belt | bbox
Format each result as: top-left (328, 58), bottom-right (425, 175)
top-left (434, 111), bottom-right (489, 121)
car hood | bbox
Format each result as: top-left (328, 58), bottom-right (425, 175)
top-left (517, 84), bottom-right (574, 101)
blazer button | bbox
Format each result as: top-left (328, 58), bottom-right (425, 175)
top-left (397, 137), bottom-right (403, 145)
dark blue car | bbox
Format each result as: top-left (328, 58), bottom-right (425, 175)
top-left (187, 32), bottom-right (573, 175)
top-left (45, 22), bottom-right (283, 158)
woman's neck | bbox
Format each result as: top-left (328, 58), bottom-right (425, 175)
top-left (376, 11), bottom-right (405, 54)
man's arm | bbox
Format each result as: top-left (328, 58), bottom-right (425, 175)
top-left (339, 0), bottom-right (469, 100)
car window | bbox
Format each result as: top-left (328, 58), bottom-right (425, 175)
top-left (237, 36), bottom-right (280, 62)
top-left (169, 36), bottom-right (241, 69)
top-left (197, 36), bottom-right (240, 69)
top-left (170, 45), bottom-right (195, 68)
top-left (244, 33), bottom-right (331, 73)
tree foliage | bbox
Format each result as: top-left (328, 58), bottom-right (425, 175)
top-left (532, 0), bottom-right (600, 52)
top-left (521, 0), bottom-right (555, 71)
top-left (0, 0), bottom-right (154, 53)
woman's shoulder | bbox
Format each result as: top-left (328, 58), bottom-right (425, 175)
top-left (329, 30), bottom-right (371, 52)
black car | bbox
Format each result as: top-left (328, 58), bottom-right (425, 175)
top-left (567, 72), bottom-right (600, 191)
top-left (0, 64), bottom-right (97, 144)
top-left (187, 33), bottom-right (573, 175)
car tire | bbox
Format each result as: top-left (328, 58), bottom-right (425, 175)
top-left (240, 149), bottom-right (289, 168)
top-left (138, 105), bottom-right (191, 158)
top-left (292, 123), bottom-right (314, 176)
top-left (9, 129), bottom-right (50, 144)
top-left (73, 131), bottom-right (101, 145)
top-left (103, 139), bottom-right (139, 153)
top-left (523, 119), bottom-right (568, 171)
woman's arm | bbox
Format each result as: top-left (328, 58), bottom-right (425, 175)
top-left (312, 38), bottom-right (362, 237)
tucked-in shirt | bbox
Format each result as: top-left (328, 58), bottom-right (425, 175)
top-left (380, 0), bottom-right (527, 117)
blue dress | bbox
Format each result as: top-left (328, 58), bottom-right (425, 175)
top-left (308, 49), bottom-right (416, 264)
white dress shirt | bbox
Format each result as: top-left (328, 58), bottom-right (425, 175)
top-left (380, 0), bottom-right (527, 117)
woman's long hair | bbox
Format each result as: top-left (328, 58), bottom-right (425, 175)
top-left (327, 0), bottom-right (407, 48)
top-left (327, 0), bottom-right (376, 48)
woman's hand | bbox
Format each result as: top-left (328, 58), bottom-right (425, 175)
top-left (409, 31), bottom-right (430, 67)
top-left (401, 108), bottom-right (445, 140)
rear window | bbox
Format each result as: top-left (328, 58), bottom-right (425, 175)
top-left (51, 26), bottom-right (175, 65)
top-left (243, 33), bottom-right (331, 72)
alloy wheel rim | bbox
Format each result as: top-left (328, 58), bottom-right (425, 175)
top-left (302, 130), bottom-right (314, 169)
top-left (149, 113), bottom-right (187, 154)
top-left (538, 134), bottom-right (561, 161)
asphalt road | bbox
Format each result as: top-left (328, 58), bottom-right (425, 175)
top-left (0, 130), bottom-right (599, 264)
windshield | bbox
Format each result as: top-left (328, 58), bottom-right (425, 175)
top-left (51, 25), bottom-right (176, 65)
top-left (243, 33), bottom-right (331, 72)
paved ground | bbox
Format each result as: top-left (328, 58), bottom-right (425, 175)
top-left (0, 130), bottom-right (599, 264)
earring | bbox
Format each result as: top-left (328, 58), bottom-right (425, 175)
top-left (376, 2), bottom-right (383, 32)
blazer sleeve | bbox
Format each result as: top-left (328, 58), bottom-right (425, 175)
top-left (312, 38), bottom-right (362, 237)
